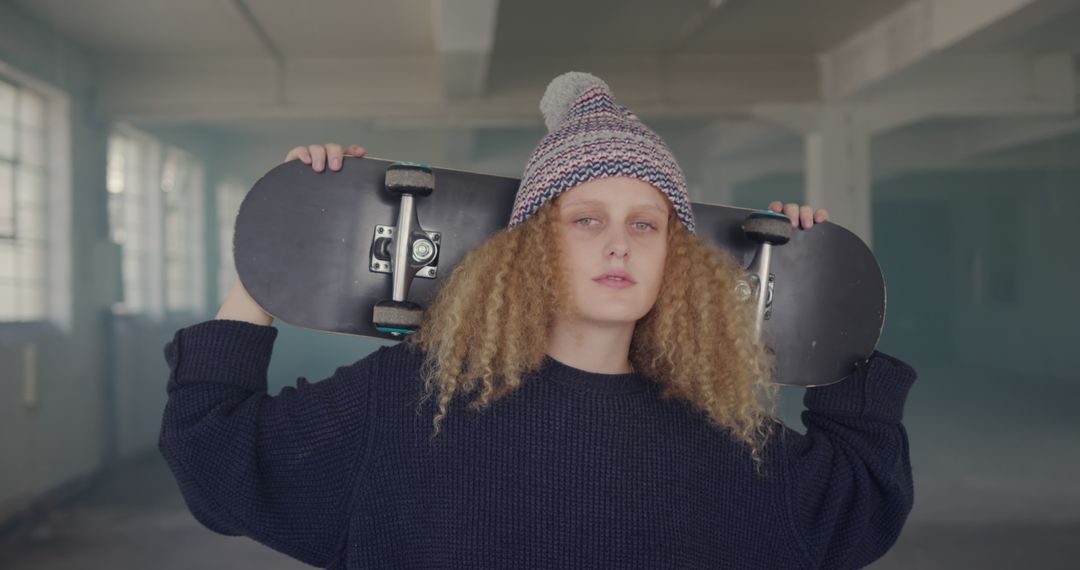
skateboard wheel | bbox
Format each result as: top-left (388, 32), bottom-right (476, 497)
top-left (373, 300), bottom-right (424, 336)
top-left (385, 163), bottom-right (434, 197)
top-left (742, 211), bottom-right (792, 245)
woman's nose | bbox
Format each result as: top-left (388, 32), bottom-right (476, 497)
top-left (606, 228), bottom-right (629, 258)
top-left (608, 246), bottom-right (628, 258)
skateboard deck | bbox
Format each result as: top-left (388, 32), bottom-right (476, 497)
top-left (234, 156), bottom-right (885, 387)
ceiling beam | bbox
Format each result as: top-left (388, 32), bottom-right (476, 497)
top-left (960, 117), bottom-right (1080, 156)
top-left (857, 53), bottom-right (1076, 134)
top-left (821, 0), bottom-right (1075, 101)
top-left (700, 119), bottom-right (795, 159)
top-left (748, 52), bottom-right (1075, 140)
top-left (229, 0), bottom-right (285, 103)
top-left (871, 115), bottom-right (1080, 171)
top-left (98, 54), bottom-right (819, 124)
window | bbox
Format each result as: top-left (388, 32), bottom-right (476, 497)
top-left (0, 77), bottom-right (49, 322)
top-left (107, 125), bottom-right (205, 317)
top-left (162, 148), bottom-right (206, 313)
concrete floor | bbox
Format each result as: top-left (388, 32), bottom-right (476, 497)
top-left (0, 450), bottom-right (1077, 569)
top-left (0, 451), bottom-right (306, 570)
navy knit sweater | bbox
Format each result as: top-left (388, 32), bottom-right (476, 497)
top-left (159, 319), bottom-right (917, 569)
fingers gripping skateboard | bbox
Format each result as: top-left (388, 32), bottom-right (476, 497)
top-left (372, 163), bottom-right (439, 336)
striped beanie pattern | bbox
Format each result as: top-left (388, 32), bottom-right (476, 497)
top-left (508, 72), bottom-right (696, 234)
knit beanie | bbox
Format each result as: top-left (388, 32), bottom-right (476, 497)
top-left (508, 72), bottom-right (696, 234)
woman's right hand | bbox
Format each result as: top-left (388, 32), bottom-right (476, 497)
top-left (284, 143), bottom-right (367, 172)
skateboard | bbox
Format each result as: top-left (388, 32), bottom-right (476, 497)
top-left (233, 156), bottom-right (885, 387)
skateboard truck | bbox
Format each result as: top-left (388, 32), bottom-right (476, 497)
top-left (738, 211), bottom-right (792, 340)
top-left (371, 162), bottom-right (440, 337)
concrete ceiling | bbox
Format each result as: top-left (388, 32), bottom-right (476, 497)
top-left (10, 0), bottom-right (265, 57)
top-left (492, 0), bottom-right (910, 55)
top-left (10, 0), bottom-right (436, 57)
top-left (12, 0), bottom-right (1078, 116)
top-left (8, 0), bottom-right (1080, 169)
top-left (13, 0), bottom-right (910, 59)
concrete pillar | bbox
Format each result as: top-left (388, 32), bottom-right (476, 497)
top-left (805, 107), bottom-right (872, 248)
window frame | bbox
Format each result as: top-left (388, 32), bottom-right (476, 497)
top-left (0, 62), bottom-right (72, 334)
top-left (106, 123), bottom-right (207, 321)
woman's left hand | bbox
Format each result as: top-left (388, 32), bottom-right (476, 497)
top-left (767, 201), bottom-right (829, 230)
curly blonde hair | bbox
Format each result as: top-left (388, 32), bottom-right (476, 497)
top-left (407, 198), bottom-right (781, 472)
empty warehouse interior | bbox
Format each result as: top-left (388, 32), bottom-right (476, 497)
top-left (0, 1), bottom-right (1078, 568)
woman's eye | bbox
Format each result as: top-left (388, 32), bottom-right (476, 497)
top-left (633, 221), bottom-right (656, 231)
top-left (575, 217), bottom-right (598, 227)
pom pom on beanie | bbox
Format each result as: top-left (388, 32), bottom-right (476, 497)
top-left (539, 72), bottom-right (612, 131)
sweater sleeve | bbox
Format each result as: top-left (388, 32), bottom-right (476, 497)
top-left (157, 319), bottom-right (381, 567)
top-left (782, 350), bottom-right (917, 570)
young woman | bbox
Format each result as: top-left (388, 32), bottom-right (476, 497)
top-left (161, 73), bottom-right (917, 569)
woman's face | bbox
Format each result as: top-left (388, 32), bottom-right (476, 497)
top-left (555, 176), bottom-right (671, 327)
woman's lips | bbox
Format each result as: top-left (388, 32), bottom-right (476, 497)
top-left (594, 271), bottom-right (636, 289)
